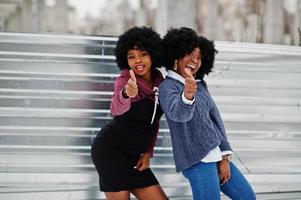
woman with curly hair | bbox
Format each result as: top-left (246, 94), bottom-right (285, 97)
top-left (91, 26), bottom-right (168, 200)
top-left (159, 27), bottom-right (256, 200)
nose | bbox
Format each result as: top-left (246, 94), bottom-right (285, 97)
top-left (191, 54), bottom-right (198, 63)
top-left (135, 57), bottom-right (142, 63)
top-left (190, 53), bottom-right (197, 63)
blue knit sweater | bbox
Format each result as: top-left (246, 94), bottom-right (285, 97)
top-left (159, 74), bottom-right (232, 172)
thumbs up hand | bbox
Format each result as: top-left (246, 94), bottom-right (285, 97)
top-left (124, 70), bottom-right (138, 98)
top-left (183, 68), bottom-right (197, 100)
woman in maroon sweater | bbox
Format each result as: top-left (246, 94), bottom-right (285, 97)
top-left (91, 27), bottom-right (168, 200)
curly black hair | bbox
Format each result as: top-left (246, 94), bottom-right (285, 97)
top-left (196, 36), bottom-right (218, 79)
top-left (162, 27), bottom-right (199, 71)
top-left (162, 27), bottom-right (218, 80)
top-left (114, 26), bottom-right (162, 70)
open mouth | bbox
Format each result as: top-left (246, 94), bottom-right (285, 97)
top-left (185, 64), bottom-right (195, 72)
top-left (135, 65), bottom-right (145, 72)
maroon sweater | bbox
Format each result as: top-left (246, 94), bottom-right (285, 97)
top-left (110, 69), bottom-right (163, 156)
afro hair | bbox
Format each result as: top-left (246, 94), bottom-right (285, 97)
top-left (162, 27), bottom-right (218, 80)
top-left (114, 26), bottom-right (162, 70)
top-left (195, 36), bottom-right (218, 79)
top-left (162, 27), bottom-right (199, 71)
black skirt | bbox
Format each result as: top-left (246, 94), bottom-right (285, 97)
top-left (91, 98), bottom-right (163, 192)
top-left (91, 137), bottom-right (159, 192)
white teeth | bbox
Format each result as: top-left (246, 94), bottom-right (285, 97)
top-left (187, 64), bottom-right (195, 69)
top-left (136, 65), bottom-right (144, 71)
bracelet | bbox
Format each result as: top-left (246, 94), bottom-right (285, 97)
top-left (222, 155), bottom-right (231, 161)
top-left (122, 88), bottom-right (129, 99)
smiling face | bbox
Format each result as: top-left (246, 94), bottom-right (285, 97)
top-left (127, 48), bottom-right (152, 81)
top-left (176, 47), bottom-right (202, 78)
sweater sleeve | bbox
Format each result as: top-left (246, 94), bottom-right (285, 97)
top-left (145, 120), bottom-right (160, 157)
top-left (110, 74), bottom-right (131, 116)
top-left (159, 80), bottom-right (195, 122)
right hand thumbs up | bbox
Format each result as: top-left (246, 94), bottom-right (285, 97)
top-left (129, 69), bottom-right (137, 83)
top-left (183, 68), bottom-right (197, 100)
top-left (124, 70), bottom-right (138, 98)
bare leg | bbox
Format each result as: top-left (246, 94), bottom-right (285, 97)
top-left (131, 185), bottom-right (168, 200)
top-left (105, 191), bottom-right (130, 200)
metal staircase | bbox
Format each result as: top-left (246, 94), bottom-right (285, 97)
top-left (0, 32), bottom-right (300, 200)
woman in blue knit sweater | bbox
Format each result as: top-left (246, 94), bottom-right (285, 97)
top-left (159, 27), bottom-right (256, 200)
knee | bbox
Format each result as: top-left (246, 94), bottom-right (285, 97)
top-left (237, 188), bottom-right (256, 200)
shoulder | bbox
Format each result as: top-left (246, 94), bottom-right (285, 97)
top-left (114, 69), bottom-right (130, 88)
top-left (153, 68), bottom-right (164, 83)
top-left (199, 80), bottom-right (208, 90)
top-left (119, 69), bottom-right (130, 78)
top-left (159, 77), bottom-right (181, 91)
top-left (163, 76), bottom-right (182, 85)
top-left (156, 67), bottom-right (168, 79)
top-left (116, 69), bottom-right (130, 82)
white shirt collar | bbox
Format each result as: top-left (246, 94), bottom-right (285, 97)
top-left (167, 70), bottom-right (201, 84)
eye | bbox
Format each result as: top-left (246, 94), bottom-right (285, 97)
top-left (141, 52), bottom-right (149, 57)
top-left (127, 55), bottom-right (135, 59)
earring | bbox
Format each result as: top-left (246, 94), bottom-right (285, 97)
top-left (173, 60), bottom-right (178, 71)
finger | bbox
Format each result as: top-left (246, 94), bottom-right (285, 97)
top-left (185, 80), bottom-right (197, 89)
top-left (127, 84), bottom-right (138, 94)
top-left (127, 79), bottom-right (138, 89)
top-left (225, 173), bottom-right (231, 182)
top-left (185, 86), bottom-right (197, 94)
top-left (185, 91), bottom-right (196, 97)
top-left (127, 87), bottom-right (137, 96)
top-left (220, 171), bottom-right (230, 184)
top-left (136, 161), bottom-right (144, 171)
top-left (220, 175), bottom-right (226, 185)
top-left (185, 78), bottom-right (197, 84)
top-left (135, 160), bottom-right (142, 170)
top-left (186, 77), bottom-right (196, 84)
top-left (222, 176), bottom-right (230, 185)
top-left (184, 68), bottom-right (194, 79)
top-left (185, 85), bottom-right (197, 91)
top-left (129, 70), bottom-right (137, 83)
top-left (221, 179), bottom-right (227, 185)
top-left (126, 89), bottom-right (138, 98)
top-left (137, 164), bottom-right (145, 171)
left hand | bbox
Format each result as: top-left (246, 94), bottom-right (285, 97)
top-left (218, 159), bottom-right (231, 185)
top-left (135, 152), bottom-right (151, 171)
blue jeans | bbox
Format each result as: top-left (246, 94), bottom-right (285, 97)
top-left (182, 161), bottom-right (256, 200)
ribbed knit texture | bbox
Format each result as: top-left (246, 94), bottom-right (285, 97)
top-left (159, 76), bottom-right (232, 172)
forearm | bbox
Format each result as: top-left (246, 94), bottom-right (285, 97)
top-left (160, 91), bottom-right (195, 122)
top-left (110, 88), bottom-right (131, 116)
top-left (219, 137), bottom-right (233, 152)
